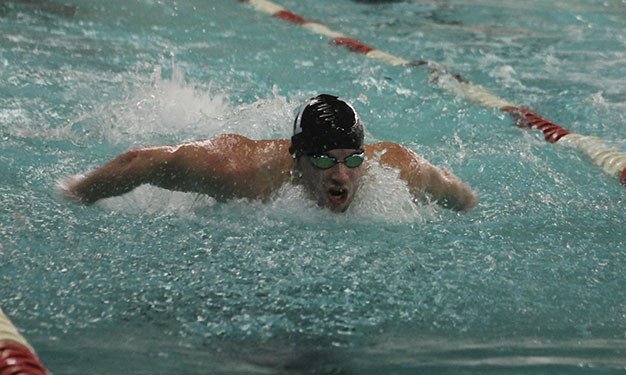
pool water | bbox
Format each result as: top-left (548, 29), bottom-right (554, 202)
top-left (1, 0), bottom-right (625, 373)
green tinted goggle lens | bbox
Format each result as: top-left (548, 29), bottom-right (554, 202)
top-left (308, 152), bottom-right (365, 169)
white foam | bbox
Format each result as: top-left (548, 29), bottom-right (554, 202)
top-left (83, 68), bottom-right (296, 146)
top-left (348, 161), bottom-right (439, 223)
top-left (219, 86), bottom-right (295, 140)
top-left (97, 185), bottom-right (216, 216)
top-left (94, 65), bottom-right (230, 144)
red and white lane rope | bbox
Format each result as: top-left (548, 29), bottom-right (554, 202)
top-left (1, 309), bottom-right (49, 375)
top-left (241, 0), bottom-right (626, 186)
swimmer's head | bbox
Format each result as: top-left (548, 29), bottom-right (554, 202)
top-left (289, 94), bottom-right (364, 157)
top-left (290, 94), bottom-right (365, 213)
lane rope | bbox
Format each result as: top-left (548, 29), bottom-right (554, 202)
top-left (241, 0), bottom-right (626, 186)
top-left (1, 309), bottom-right (49, 375)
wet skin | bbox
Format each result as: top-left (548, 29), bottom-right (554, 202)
top-left (295, 149), bottom-right (365, 213)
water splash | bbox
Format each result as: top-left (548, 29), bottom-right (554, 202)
top-left (66, 65), bottom-right (299, 147)
top-left (78, 65), bottom-right (230, 145)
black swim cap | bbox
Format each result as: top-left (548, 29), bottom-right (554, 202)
top-left (289, 94), bottom-right (364, 157)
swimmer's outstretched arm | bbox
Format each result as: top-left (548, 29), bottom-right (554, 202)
top-left (57, 136), bottom-right (237, 204)
top-left (58, 134), bottom-right (292, 204)
top-left (417, 161), bottom-right (478, 211)
top-left (58, 145), bottom-right (205, 204)
top-left (368, 142), bottom-right (478, 211)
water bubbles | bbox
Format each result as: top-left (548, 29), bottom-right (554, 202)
top-left (349, 160), bottom-right (439, 223)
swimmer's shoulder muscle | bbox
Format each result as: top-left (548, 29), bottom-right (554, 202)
top-left (365, 142), bottom-right (428, 193)
top-left (168, 134), bottom-right (293, 200)
top-left (364, 142), bottom-right (477, 211)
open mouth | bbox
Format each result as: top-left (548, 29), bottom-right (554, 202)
top-left (327, 187), bottom-right (349, 210)
top-left (328, 187), bottom-right (347, 198)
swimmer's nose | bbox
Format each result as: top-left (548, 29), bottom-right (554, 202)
top-left (329, 163), bottom-right (350, 183)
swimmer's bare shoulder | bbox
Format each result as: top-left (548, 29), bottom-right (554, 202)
top-left (364, 141), bottom-right (478, 211)
top-left (154, 134), bottom-right (293, 200)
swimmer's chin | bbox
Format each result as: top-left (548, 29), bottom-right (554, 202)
top-left (325, 194), bottom-right (351, 213)
top-left (55, 175), bottom-right (88, 204)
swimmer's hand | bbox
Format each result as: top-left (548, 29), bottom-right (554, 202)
top-left (54, 148), bottom-right (161, 205)
top-left (55, 175), bottom-right (90, 204)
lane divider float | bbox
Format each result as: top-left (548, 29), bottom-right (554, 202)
top-left (241, 0), bottom-right (626, 186)
top-left (1, 308), bottom-right (49, 375)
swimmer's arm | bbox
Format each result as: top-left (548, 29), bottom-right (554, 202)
top-left (58, 147), bottom-right (181, 204)
top-left (372, 142), bottom-right (477, 211)
top-left (417, 161), bottom-right (478, 212)
top-left (58, 142), bottom-right (231, 204)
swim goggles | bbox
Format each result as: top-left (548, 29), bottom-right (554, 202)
top-left (307, 150), bottom-right (365, 169)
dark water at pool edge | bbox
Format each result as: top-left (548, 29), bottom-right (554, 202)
top-left (32, 322), bottom-right (626, 374)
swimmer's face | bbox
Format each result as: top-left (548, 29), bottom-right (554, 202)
top-left (296, 149), bottom-right (365, 213)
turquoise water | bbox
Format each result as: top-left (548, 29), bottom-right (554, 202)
top-left (1, 0), bottom-right (625, 373)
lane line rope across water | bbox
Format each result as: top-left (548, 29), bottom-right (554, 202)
top-left (0, 308), bottom-right (49, 375)
top-left (240, 0), bottom-right (626, 186)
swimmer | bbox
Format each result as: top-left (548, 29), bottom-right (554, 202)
top-left (58, 94), bottom-right (478, 212)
